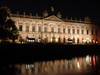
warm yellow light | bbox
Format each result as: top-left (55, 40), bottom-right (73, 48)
top-left (82, 40), bottom-right (86, 42)
top-left (51, 39), bottom-right (52, 42)
top-left (77, 62), bottom-right (80, 68)
top-left (56, 38), bottom-right (58, 42)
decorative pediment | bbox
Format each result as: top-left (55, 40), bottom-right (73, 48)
top-left (43, 15), bottom-right (63, 22)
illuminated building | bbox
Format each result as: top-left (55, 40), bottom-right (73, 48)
top-left (11, 11), bottom-right (100, 44)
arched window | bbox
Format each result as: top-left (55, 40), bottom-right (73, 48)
top-left (44, 27), bottom-right (47, 32)
top-left (77, 38), bottom-right (79, 44)
top-left (73, 29), bottom-right (75, 34)
top-left (63, 28), bottom-right (66, 33)
top-left (63, 37), bottom-right (66, 43)
top-left (87, 30), bottom-right (89, 35)
top-left (82, 38), bottom-right (84, 44)
top-left (52, 36), bottom-right (55, 43)
top-left (91, 30), bottom-right (94, 35)
top-left (44, 37), bottom-right (48, 43)
top-left (38, 37), bottom-right (41, 42)
top-left (58, 37), bottom-right (60, 43)
top-left (73, 38), bottom-right (75, 43)
top-left (58, 28), bottom-right (60, 33)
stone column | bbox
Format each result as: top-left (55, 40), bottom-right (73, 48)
top-left (66, 27), bottom-right (68, 34)
top-left (84, 27), bottom-right (87, 35)
top-left (29, 23), bottom-right (32, 32)
top-left (23, 22), bottom-right (26, 32)
top-left (35, 23), bottom-right (38, 42)
top-left (48, 24), bottom-right (51, 42)
top-left (41, 22), bottom-right (44, 42)
top-left (35, 23), bottom-right (38, 32)
top-left (70, 26), bottom-right (72, 35)
top-left (61, 25), bottom-right (63, 33)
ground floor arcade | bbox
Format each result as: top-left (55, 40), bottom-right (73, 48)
top-left (18, 32), bottom-right (99, 44)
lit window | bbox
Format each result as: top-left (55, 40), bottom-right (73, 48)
top-left (73, 38), bottom-right (75, 43)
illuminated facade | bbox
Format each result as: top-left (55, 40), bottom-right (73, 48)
top-left (11, 12), bottom-right (100, 44)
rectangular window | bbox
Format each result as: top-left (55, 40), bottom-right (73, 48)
top-left (26, 25), bottom-right (29, 32)
top-left (81, 30), bottom-right (84, 34)
top-left (19, 25), bottom-right (22, 31)
top-left (77, 29), bottom-right (79, 34)
top-left (63, 28), bottom-right (66, 33)
top-left (87, 30), bottom-right (89, 35)
top-left (44, 27), bottom-right (47, 32)
top-left (51, 27), bottom-right (54, 33)
top-left (68, 28), bottom-right (70, 34)
top-left (73, 29), bottom-right (75, 34)
top-left (58, 28), bottom-right (60, 33)
top-left (92, 30), bottom-right (94, 35)
top-left (32, 26), bottom-right (35, 32)
top-left (38, 26), bottom-right (41, 32)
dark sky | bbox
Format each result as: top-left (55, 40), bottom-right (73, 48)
top-left (0, 0), bottom-right (100, 22)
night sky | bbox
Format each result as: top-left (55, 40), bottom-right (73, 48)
top-left (0, 0), bottom-right (100, 23)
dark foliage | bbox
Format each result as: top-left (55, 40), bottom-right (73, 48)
top-left (0, 6), bottom-right (19, 43)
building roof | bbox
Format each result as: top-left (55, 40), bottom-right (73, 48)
top-left (11, 14), bottom-right (93, 24)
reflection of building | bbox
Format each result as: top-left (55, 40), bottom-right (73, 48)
top-left (13, 55), bottom-right (95, 75)
top-left (11, 12), bottom-right (100, 44)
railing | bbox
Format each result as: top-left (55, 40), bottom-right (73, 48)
top-left (11, 14), bottom-right (42, 19)
top-left (11, 14), bottom-right (92, 24)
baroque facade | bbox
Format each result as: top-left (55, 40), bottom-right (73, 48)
top-left (11, 13), bottom-right (100, 44)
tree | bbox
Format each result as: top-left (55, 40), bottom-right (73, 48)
top-left (0, 6), bottom-right (19, 43)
